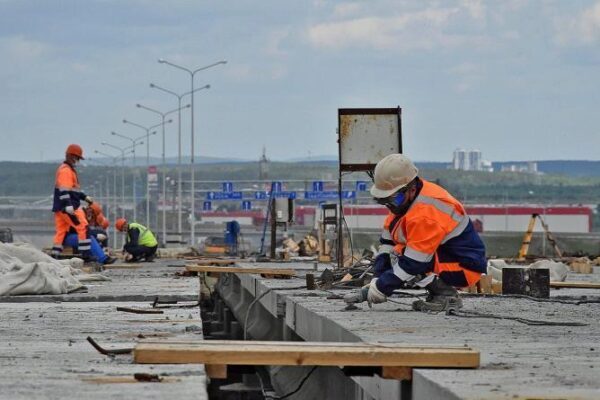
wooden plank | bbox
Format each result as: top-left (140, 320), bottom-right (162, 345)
top-left (550, 281), bottom-right (600, 289)
top-left (381, 366), bottom-right (412, 380)
top-left (181, 258), bottom-right (240, 265)
top-left (104, 263), bottom-right (143, 270)
top-left (186, 265), bottom-right (296, 276)
top-left (205, 364), bottom-right (227, 379)
top-left (134, 340), bottom-right (480, 369)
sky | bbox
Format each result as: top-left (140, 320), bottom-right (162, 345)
top-left (0, 0), bottom-right (599, 163)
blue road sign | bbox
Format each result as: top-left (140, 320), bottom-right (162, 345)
top-left (272, 181), bottom-right (282, 192)
top-left (203, 201), bottom-right (212, 211)
top-left (242, 200), bottom-right (252, 211)
top-left (254, 191), bottom-right (297, 200)
top-left (206, 191), bottom-right (243, 200)
top-left (356, 181), bottom-right (368, 191)
top-left (304, 191), bottom-right (356, 200)
top-left (222, 182), bottom-right (233, 192)
top-left (312, 181), bottom-right (324, 192)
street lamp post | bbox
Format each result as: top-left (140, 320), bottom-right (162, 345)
top-left (158, 58), bottom-right (226, 246)
top-left (122, 119), bottom-right (169, 229)
top-left (101, 142), bottom-right (140, 230)
top-left (136, 103), bottom-right (189, 246)
top-left (94, 150), bottom-right (120, 248)
top-left (150, 82), bottom-right (210, 242)
top-left (111, 131), bottom-right (146, 221)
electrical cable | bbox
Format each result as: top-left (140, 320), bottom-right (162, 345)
top-left (460, 292), bottom-right (600, 305)
top-left (447, 309), bottom-right (588, 326)
top-left (243, 285), bottom-right (307, 340)
top-left (256, 365), bottom-right (319, 400)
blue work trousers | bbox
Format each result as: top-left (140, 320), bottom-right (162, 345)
top-left (64, 233), bottom-right (107, 263)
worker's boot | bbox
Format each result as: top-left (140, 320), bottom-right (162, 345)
top-left (412, 276), bottom-right (462, 312)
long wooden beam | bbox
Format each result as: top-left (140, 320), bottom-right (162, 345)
top-left (134, 340), bottom-right (479, 369)
top-left (550, 281), bottom-right (600, 289)
top-left (186, 265), bottom-right (296, 276)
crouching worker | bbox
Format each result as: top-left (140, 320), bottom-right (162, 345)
top-left (115, 218), bottom-right (158, 262)
top-left (344, 154), bottom-right (487, 312)
top-left (63, 232), bottom-right (116, 265)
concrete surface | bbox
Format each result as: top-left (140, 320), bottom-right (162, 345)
top-left (214, 261), bottom-right (600, 400)
top-left (0, 260), bottom-right (207, 400)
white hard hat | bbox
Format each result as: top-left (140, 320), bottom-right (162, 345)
top-left (370, 154), bottom-right (418, 198)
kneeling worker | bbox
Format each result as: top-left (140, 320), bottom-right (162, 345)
top-left (345, 154), bottom-right (487, 311)
top-left (115, 218), bottom-right (158, 262)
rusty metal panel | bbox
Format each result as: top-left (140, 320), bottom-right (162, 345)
top-left (338, 107), bottom-right (402, 171)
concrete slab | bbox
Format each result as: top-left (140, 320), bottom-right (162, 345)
top-left (1, 259), bottom-right (207, 399)
top-left (230, 261), bottom-right (600, 400)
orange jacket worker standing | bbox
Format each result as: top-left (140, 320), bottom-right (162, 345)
top-left (51, 144), bottom-right (93, 258)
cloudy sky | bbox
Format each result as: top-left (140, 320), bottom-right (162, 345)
top-left (1, 0), bottom-right (599, 163)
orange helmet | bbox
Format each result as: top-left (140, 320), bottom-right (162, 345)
top-left (115, 218), bottom-right (127, 231)
top-left (66, 144), bottom-right (84, 160)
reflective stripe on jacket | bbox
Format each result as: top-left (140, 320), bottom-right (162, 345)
top-left (52, 162), bottom-right (86, 212)
top-left (127, 222), bottom-right (158, 247)
top-left (378, 179), bottom-right (486, 278)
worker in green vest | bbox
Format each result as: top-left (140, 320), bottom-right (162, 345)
top-left (115, 218), bottom-right (158, 262)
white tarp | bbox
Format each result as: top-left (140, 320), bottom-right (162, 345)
top-left (0, 242), bottom-right (86, 296)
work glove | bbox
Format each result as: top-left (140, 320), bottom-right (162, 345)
top-left (65, 205), bottom-right (75, 215)
top-left (85, 196), bottom-right (93, 204)
top-left (373, 253), bottom-right (392, 276)
top-left (366, 278), bottom-right (387, 305)
top-left (96, 233), bottom-right (107, 242)
top-left (343, 286), bottom-right (369, 305)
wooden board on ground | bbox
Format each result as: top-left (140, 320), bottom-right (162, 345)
top-left (186, 265), bottom-right (296, 276)
top-left (550, 281), bottom-right (600, 289)
top-left (134, 340), bottom-right (479, 380)
top-left (180, 258), bottom-right (240, 265)
top-left (104, 263), bottom-right (143, 270)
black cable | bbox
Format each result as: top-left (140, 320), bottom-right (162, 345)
top-left (243, 285), bottom-right (307, 340)
top-left (447, 309), bottom-right (588, 326)
top-left (257, 366), bottom-right (319, 400)
top-left (461, 292), bottom-right (600, 305)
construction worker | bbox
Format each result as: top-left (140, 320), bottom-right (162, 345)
top-left (63, 201), bottom-right (115, 264)
top-left (51, 144), bottom-right (93, 259)
top-left (84, 202), bottom-right (110, 247)
top-left (115, 218), bottom-right (158, 262)
top-left (344, 154), bottom-right (487, 311)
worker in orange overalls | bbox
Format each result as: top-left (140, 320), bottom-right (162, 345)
top-left (84, 202), bottom-right (110, 247)
top-left (344, 154), bottom-right (487, 312)
top-left (51, 144), bottom-right (93, 258)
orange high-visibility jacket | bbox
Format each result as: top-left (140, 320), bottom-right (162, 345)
top-left (52, 162), bottom-right (87, 212)
top-left (376, 179), bottom-right (486, 291)
top-left (86, 202), bottom-right (109, 229)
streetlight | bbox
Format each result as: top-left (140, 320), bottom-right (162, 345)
top-left (111, 131), bottom-right (145, 166)
top-left (122, 118), bottom-right (170, 228)
top-left (101, 141), bottom-right (141, 229)
top-left (111, 130), bottom-right (146, 221)
top-left (94, 150), bottom-right (120, 248)
top-left (136, 103), bottom-right (190, 246)
top-left (150, 83), bottom-right (210, 240)
top-left (158, 58), bottom-right (227, 245)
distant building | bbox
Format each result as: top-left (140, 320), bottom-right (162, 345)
top-left (452, 148), bottom-right (492, 172)
top-left (500, 162), bottom-right (538, 174)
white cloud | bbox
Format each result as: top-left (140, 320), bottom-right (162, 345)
top-left (460, 0), bottom-right (486, 21)
top-left (555, 1), bottom-right (600, 45)
top-left (307, 8), bottom-right (461, 50)
top-left (0, 35), bottom-right (53, 62)
top-left (333, 2), bottom-right (363, 18)
top-left (264, 28), bottom-right (291, 57)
